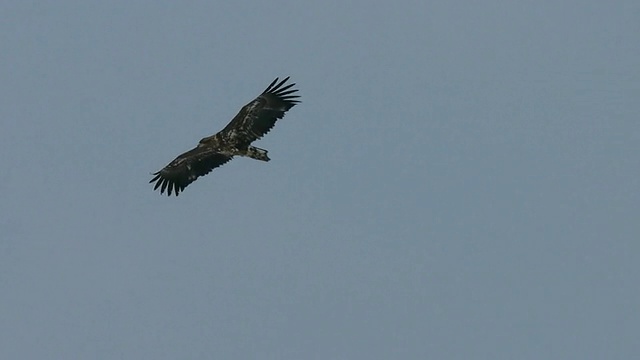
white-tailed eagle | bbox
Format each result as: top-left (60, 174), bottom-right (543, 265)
top-left (150, 77), bottom-right (300, 196)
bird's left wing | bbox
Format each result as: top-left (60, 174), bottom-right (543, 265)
top-left (150, 145), bottom-right (232, 196)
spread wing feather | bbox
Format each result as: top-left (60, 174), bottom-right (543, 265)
top-left (221, 77), bottom-right (300, 146)
top-left (149, 145), bottom-right (232, 196)
top-left (150, 77), bottom-right (299, 196)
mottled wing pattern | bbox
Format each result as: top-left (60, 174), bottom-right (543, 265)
top-left (151, 77), bottom-right (300, 196)
top-left (221, 77), bottom-right (300, 146)
top-left (149, 145), bottom-right (232, 196)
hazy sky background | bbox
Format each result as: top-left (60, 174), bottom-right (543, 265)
top-left (1, 1), bottom-right (638, 359)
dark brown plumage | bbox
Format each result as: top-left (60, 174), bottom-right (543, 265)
top-left (150, 77), bottom-right (300, 196)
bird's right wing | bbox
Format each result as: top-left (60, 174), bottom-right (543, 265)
top-left (220, 77), bottom-right (300, 146)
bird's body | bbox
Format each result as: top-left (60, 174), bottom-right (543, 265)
top-left (150, 77), bottom-right (300, 196)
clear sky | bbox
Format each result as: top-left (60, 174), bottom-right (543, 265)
top-left (1, 1), bottom-right (638, 359)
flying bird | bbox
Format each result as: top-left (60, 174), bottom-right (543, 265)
top-left (150, 77), bottom-right (300, 196)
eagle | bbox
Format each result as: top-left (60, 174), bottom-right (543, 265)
top-left (150, 77), bottom-right (300, 196)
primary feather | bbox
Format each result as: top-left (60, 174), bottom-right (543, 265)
top-left (150, 77), bottom-right (300, 196)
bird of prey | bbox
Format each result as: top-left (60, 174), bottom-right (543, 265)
top-left (150, 77), bottom-right (300, 196)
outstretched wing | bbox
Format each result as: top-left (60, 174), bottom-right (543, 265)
top-left (221, 77), bottom-right (300, 146)
top-left (150, 145), bottom-right (232, 196)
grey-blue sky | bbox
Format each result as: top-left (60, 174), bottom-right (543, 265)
top-left (1, 1), bottom-right (638, 359)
